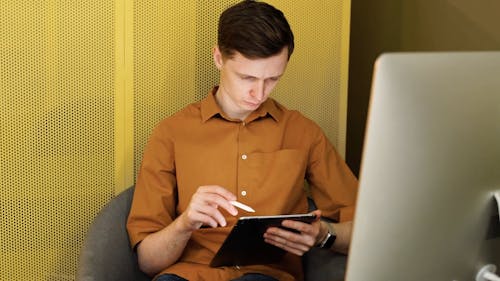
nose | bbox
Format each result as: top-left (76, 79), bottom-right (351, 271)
top-left (250, 81), bottom-right (265, 101)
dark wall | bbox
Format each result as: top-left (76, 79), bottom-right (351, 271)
top-left (346, 0), bottom-right (500, 176)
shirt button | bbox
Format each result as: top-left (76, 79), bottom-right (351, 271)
top-left (241, 154), bottom-right (247, 160)
top-left (241, 190), bottom-right (247, 196)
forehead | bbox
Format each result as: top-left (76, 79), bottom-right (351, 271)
top-left (224, 49), bottom-right (289, 78)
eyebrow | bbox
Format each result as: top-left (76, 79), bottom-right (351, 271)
top-left (236, 72), bottom-right (283, 80)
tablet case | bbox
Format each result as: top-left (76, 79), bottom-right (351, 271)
top-left (209, 213), bottom-right (316, 267)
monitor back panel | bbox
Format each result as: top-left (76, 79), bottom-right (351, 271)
top-left (346, 52), bottom-right (500, 281)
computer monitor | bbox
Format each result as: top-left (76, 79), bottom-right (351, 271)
top-left (346, 52), bottom-right (500, 281)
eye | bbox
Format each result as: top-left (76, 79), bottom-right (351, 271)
top-left (241, 76), bottom-right (255, 81)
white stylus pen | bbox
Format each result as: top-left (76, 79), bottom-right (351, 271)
top-left (230, 200), bottom-right (255, 213)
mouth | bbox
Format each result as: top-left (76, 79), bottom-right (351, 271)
top-left (243, 100), bottom-right (261, 108)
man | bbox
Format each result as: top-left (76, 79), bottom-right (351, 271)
top-left (127, 1), bottom-right (358, 280)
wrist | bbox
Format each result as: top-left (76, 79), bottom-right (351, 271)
top-left (316, 221), bottom-right (337, 249)
top-left (176, 212), bottom-right (199, 233)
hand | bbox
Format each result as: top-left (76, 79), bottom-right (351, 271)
top-left (178, 185), bottom-right (238, 231)
top-left (263, 210), bottom-right (323, 256)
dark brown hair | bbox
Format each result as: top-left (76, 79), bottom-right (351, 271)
top-left (217, 0), bottom-right (294, 60)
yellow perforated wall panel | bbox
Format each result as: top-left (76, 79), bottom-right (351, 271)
top-left (270, 0), bottom-right (350, 157)
top-left (1, 0), bottom-right (116, 280)
top-left (1, 0), bottom-right (349, 280)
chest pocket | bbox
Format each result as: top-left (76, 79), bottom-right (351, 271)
top-left (250, 149), bottom-right (307, 182)
top-left (239, 149), bottom-right (308, 213)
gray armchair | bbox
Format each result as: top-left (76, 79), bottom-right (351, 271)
top-left (77, 186), bottom-right (346, 281)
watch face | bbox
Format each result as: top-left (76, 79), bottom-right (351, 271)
top-left (323, 232), bottom-right (336, 249)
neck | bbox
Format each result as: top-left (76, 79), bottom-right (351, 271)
top-left (214, 87), bottom-right (248, 121)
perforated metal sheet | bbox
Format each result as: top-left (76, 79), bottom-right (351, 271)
top-left (270, 0), bottom-right (349, 155)
top-left (1, 0), bottom-right (115, 280)
top-left (1, 0), bottom-right (349, 280)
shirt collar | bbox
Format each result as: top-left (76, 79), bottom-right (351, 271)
top-left (200, 86), bottom-right (282, 123)
top-left (200, 87), bottom-right (222, 123)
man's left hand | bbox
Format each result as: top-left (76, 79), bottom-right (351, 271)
top-left (263, 209), bottom-right (324, 256)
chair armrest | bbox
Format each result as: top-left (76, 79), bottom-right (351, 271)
top-left (77, 186), bottom-right (150, 281)
top-left (303, 248), bottom-right (347, 281)
top-left (303, 196), bottom-right (347, 280)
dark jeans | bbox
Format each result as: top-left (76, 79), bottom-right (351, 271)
top-left (156, 273), bottom-right (279, 281)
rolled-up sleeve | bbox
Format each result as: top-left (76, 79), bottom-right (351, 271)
top-left (126, 121), bottom-right (177, 249)
top-left (307, 125), bottom-right (358, 222)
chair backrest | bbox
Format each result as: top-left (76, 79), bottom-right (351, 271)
top-left (77, 186), bottom-right (150, 281)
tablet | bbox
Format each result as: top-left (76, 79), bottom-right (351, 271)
top-left (209, 213), bottom-right (317, 267)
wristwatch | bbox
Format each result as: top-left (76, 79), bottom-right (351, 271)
top-left (318, 222), bottom-right (337, 249)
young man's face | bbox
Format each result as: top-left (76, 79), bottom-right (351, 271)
top-left (213, 46), bottom-right (289, 120)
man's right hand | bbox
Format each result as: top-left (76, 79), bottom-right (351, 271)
top-left (179, 185), bottom-right (239, 231)
top-left (137, 185), bottom-right (238, 276)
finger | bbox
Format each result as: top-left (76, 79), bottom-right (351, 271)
top-left (199, 192), bottom-right (238, 217)
top-left (281, 221), bottom-right (320, 245)
top-left (281, 210), bottom-right (322, 238)
top-left (265, 239), bottom-right (307, 256)
top-left (190, 198), bottom-right (231, 227)
top-left (196, 213), bottom-right (219, 228)
top-left (266, 226), bottom-right (316, 248)
top-left (182, 208), bottom-right (219, 229)
top-left (281, 219), bottom-right (314, 234)
top-left (188, 194), bottom-right (229, 227)
top-left (198, 185), bottom-right (237, 201)
top-left (263, 232), bottom-right (309, 255)
top-left (197, 185), bottom-right (238, 215)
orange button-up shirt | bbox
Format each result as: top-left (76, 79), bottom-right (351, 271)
top-left (127, 87), bottom-right (358, 281)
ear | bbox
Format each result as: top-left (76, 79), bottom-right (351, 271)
top-left (213, 46), bottom-right (223, 70)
